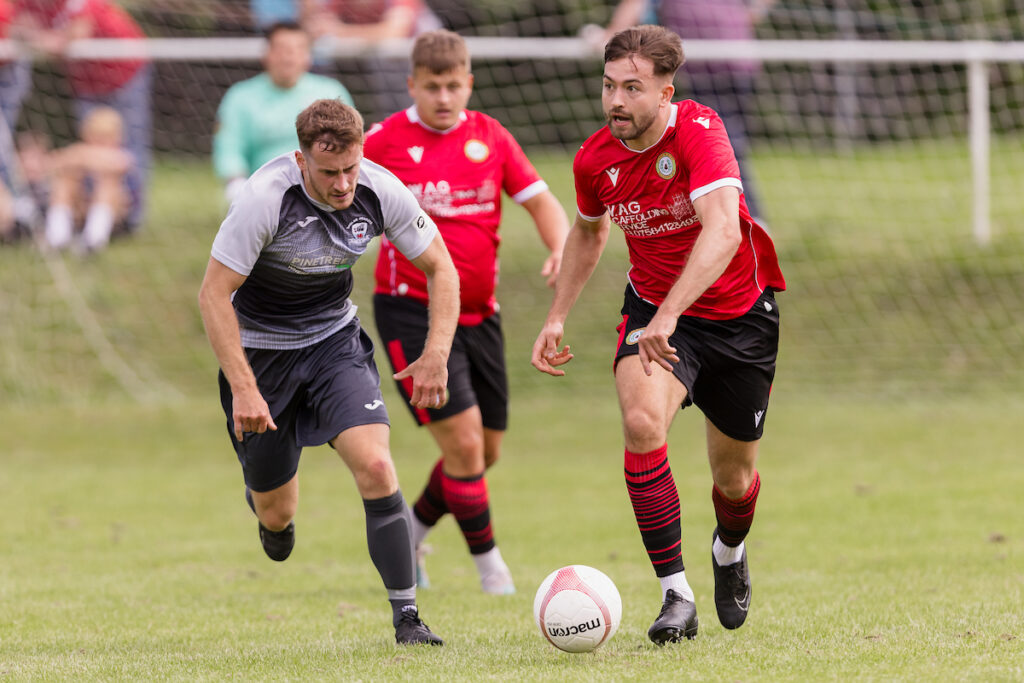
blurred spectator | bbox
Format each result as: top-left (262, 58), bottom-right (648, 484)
top-left (213, 20), bottom-right (352, 204)
top-left (0, 129), bottom-right (49, 243)
top-left (250, 0), bottom-right (298, 31)
top-left (11, 0), bottom-right (151, 230)
top-left (0, 0), bottom-right (31, 191)
top-left (300, 0), bottom-right (440, 119)
top-left (43, 106), bottom-right (134, 252)
top-left (592, 0), bottom-right (775, 220)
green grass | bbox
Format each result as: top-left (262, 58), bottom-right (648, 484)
top-left (1, 392), bottom-right (1022, 680)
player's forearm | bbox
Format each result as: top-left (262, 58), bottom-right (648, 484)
top-left (198, 290), bottom-right (258, 393)
top-left (659, 217), bottom-right (741, 319)
top-left (544, 216), bottom-right (608, 324)
top-left (422, 264), bottom-right (460, 362)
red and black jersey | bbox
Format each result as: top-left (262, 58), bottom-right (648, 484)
top-left (574, 100), bottom-right (785, 320)
top-left (365, 106), bottom-right (547, 326)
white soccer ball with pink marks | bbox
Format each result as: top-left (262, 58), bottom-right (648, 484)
top-left (533, 565), bottom-right (622, 653)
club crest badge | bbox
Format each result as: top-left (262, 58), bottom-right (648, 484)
top-left (347, 217), bottom-right (373, 243)
top-left (626, 328), bottom-right (645, 345)
top-left (464, 139), bottom-right (490, 162)
top-left (655, 153), bottom-right (676, 180)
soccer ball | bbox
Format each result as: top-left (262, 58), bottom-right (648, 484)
top-left (533, 565), bottom-right (622, 653)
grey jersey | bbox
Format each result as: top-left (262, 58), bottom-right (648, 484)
top-left (211, 153), bottom-right (438, 349)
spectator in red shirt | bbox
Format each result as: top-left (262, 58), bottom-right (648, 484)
top-left (0, 0), bottom-right (32, 193)
top-left (11, 0), bottom-right (151, 231)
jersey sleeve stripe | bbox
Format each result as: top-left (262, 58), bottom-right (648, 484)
top-left (511, 179), bottom-right (548, 204)
top-left (577, 208), bottom-right (607, 222)
top-left (689, 177), bottom-right (744, 203)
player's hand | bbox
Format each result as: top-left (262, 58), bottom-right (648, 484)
top-left (395, 351), bottom-right (450, 409)
top-left (232, 386), bottom-right (277, 441)
top-left (636, 312), bottom-right (680, 376)
top-left (531, 322), bottom-right (574, 376)
top-left (540, 251), bottom-right (563, 288)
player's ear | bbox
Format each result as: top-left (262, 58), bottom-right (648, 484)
top-left (294, 150), bottom-right (306, 171)
top-left (661, 79), bottom-right (675, 104)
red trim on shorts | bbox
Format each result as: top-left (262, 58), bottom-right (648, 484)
top-left (387, 339), bottom-right (431, 424)
top-left (613, 314), bottom-right (629, 371)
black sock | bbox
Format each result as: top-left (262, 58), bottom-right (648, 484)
top-left (364, 490), bottom-right (416, 624)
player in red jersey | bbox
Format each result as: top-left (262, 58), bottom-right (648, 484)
top-left (365, 29), bottom-right (569, 595)
top-left (532, 25), bottom-right (785, 644)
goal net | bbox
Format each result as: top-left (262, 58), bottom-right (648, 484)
top-left (2, 0), bottom-right (1023, 404)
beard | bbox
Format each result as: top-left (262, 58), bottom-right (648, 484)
top-left (605, 107), bottom-right (658, 141)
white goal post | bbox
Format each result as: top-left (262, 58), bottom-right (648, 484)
top-left (4, 35), bottom-right (1024, 243)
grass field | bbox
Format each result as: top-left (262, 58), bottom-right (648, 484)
top-left (2, 392), bottom-right (1022, 680)
top-left (1, 143), bottom-right (1023, 679)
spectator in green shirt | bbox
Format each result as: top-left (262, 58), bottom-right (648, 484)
top-left (212, 20), bottom-right (353, 203)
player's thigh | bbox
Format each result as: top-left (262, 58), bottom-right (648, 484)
top-left (614, 355), bottom-right (688, 451)
top-left (330, 422), bottom-right (398, 498)
top-left (464, 313), bottom-right (508, 432)
top-left (299, 325), bottom-right (390, 448)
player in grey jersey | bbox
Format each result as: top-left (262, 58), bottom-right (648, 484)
top-left (198, 99), bottom-right (459, 646)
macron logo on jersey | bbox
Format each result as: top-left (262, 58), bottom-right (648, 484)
top-left (606, 167), bottom-right (620, 187)
top-left (407, 146), bottom-right (424, 163)
top-left (693, 117), bottom-right (711, 129)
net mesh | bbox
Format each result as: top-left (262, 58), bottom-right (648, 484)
top-left (2, 0), bottom-right (1024, 404)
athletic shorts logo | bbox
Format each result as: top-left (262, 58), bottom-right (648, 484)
top-left (364, 399), bottom-right (384, 410)
top-left (464, 139), bottom-right (490, 162)
top-left (655, 153), bottom-right (676, 180)
top-left (626, 328), bottom-right (645, 345)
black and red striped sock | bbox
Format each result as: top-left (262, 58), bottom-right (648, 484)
top-left (442, 471), bottom-right (495, 555)
top-left (625, 445), bottom-right (684, 577)
top-left (712, 471), bottom-right (761, 546)
top-left (412, 457), bottom-right (447, 526)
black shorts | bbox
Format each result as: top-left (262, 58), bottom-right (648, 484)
top-left (218, 323), bottom-right (388, 492)
top-left (614, 285), bottom-right (780, 442)
top-left (373, 294), bottom-right (508, 431)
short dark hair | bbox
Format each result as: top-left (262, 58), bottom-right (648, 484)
top-left (295, 99), bottom-right (364, 153)
top-left (411, 29), bottom-right (470, 74)
top-left (604, 24), bottom-right (685, 78)
top-left (264, 20), bottom-right (306, 42)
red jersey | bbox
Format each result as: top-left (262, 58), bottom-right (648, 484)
top-left (365, 107), bottom-right (547, 325)
top-left (574, 100), bottom-right (785, 320)
top-left (15, 0), bottom-right (145, 95)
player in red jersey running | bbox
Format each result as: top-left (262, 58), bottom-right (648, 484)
top-left (532, 25), bottom-right (785, 644)
top-left (365, 29), bottom-right (569, 595)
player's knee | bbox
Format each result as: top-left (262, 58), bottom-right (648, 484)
top-left (356, 454), bottom-right (398, 492)
top-left (442, 429), bottom-right (484, 469)
top-left (713, 466), bottom-right (756, 500)
top-left (620, 407), bottom-right (666, 449)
